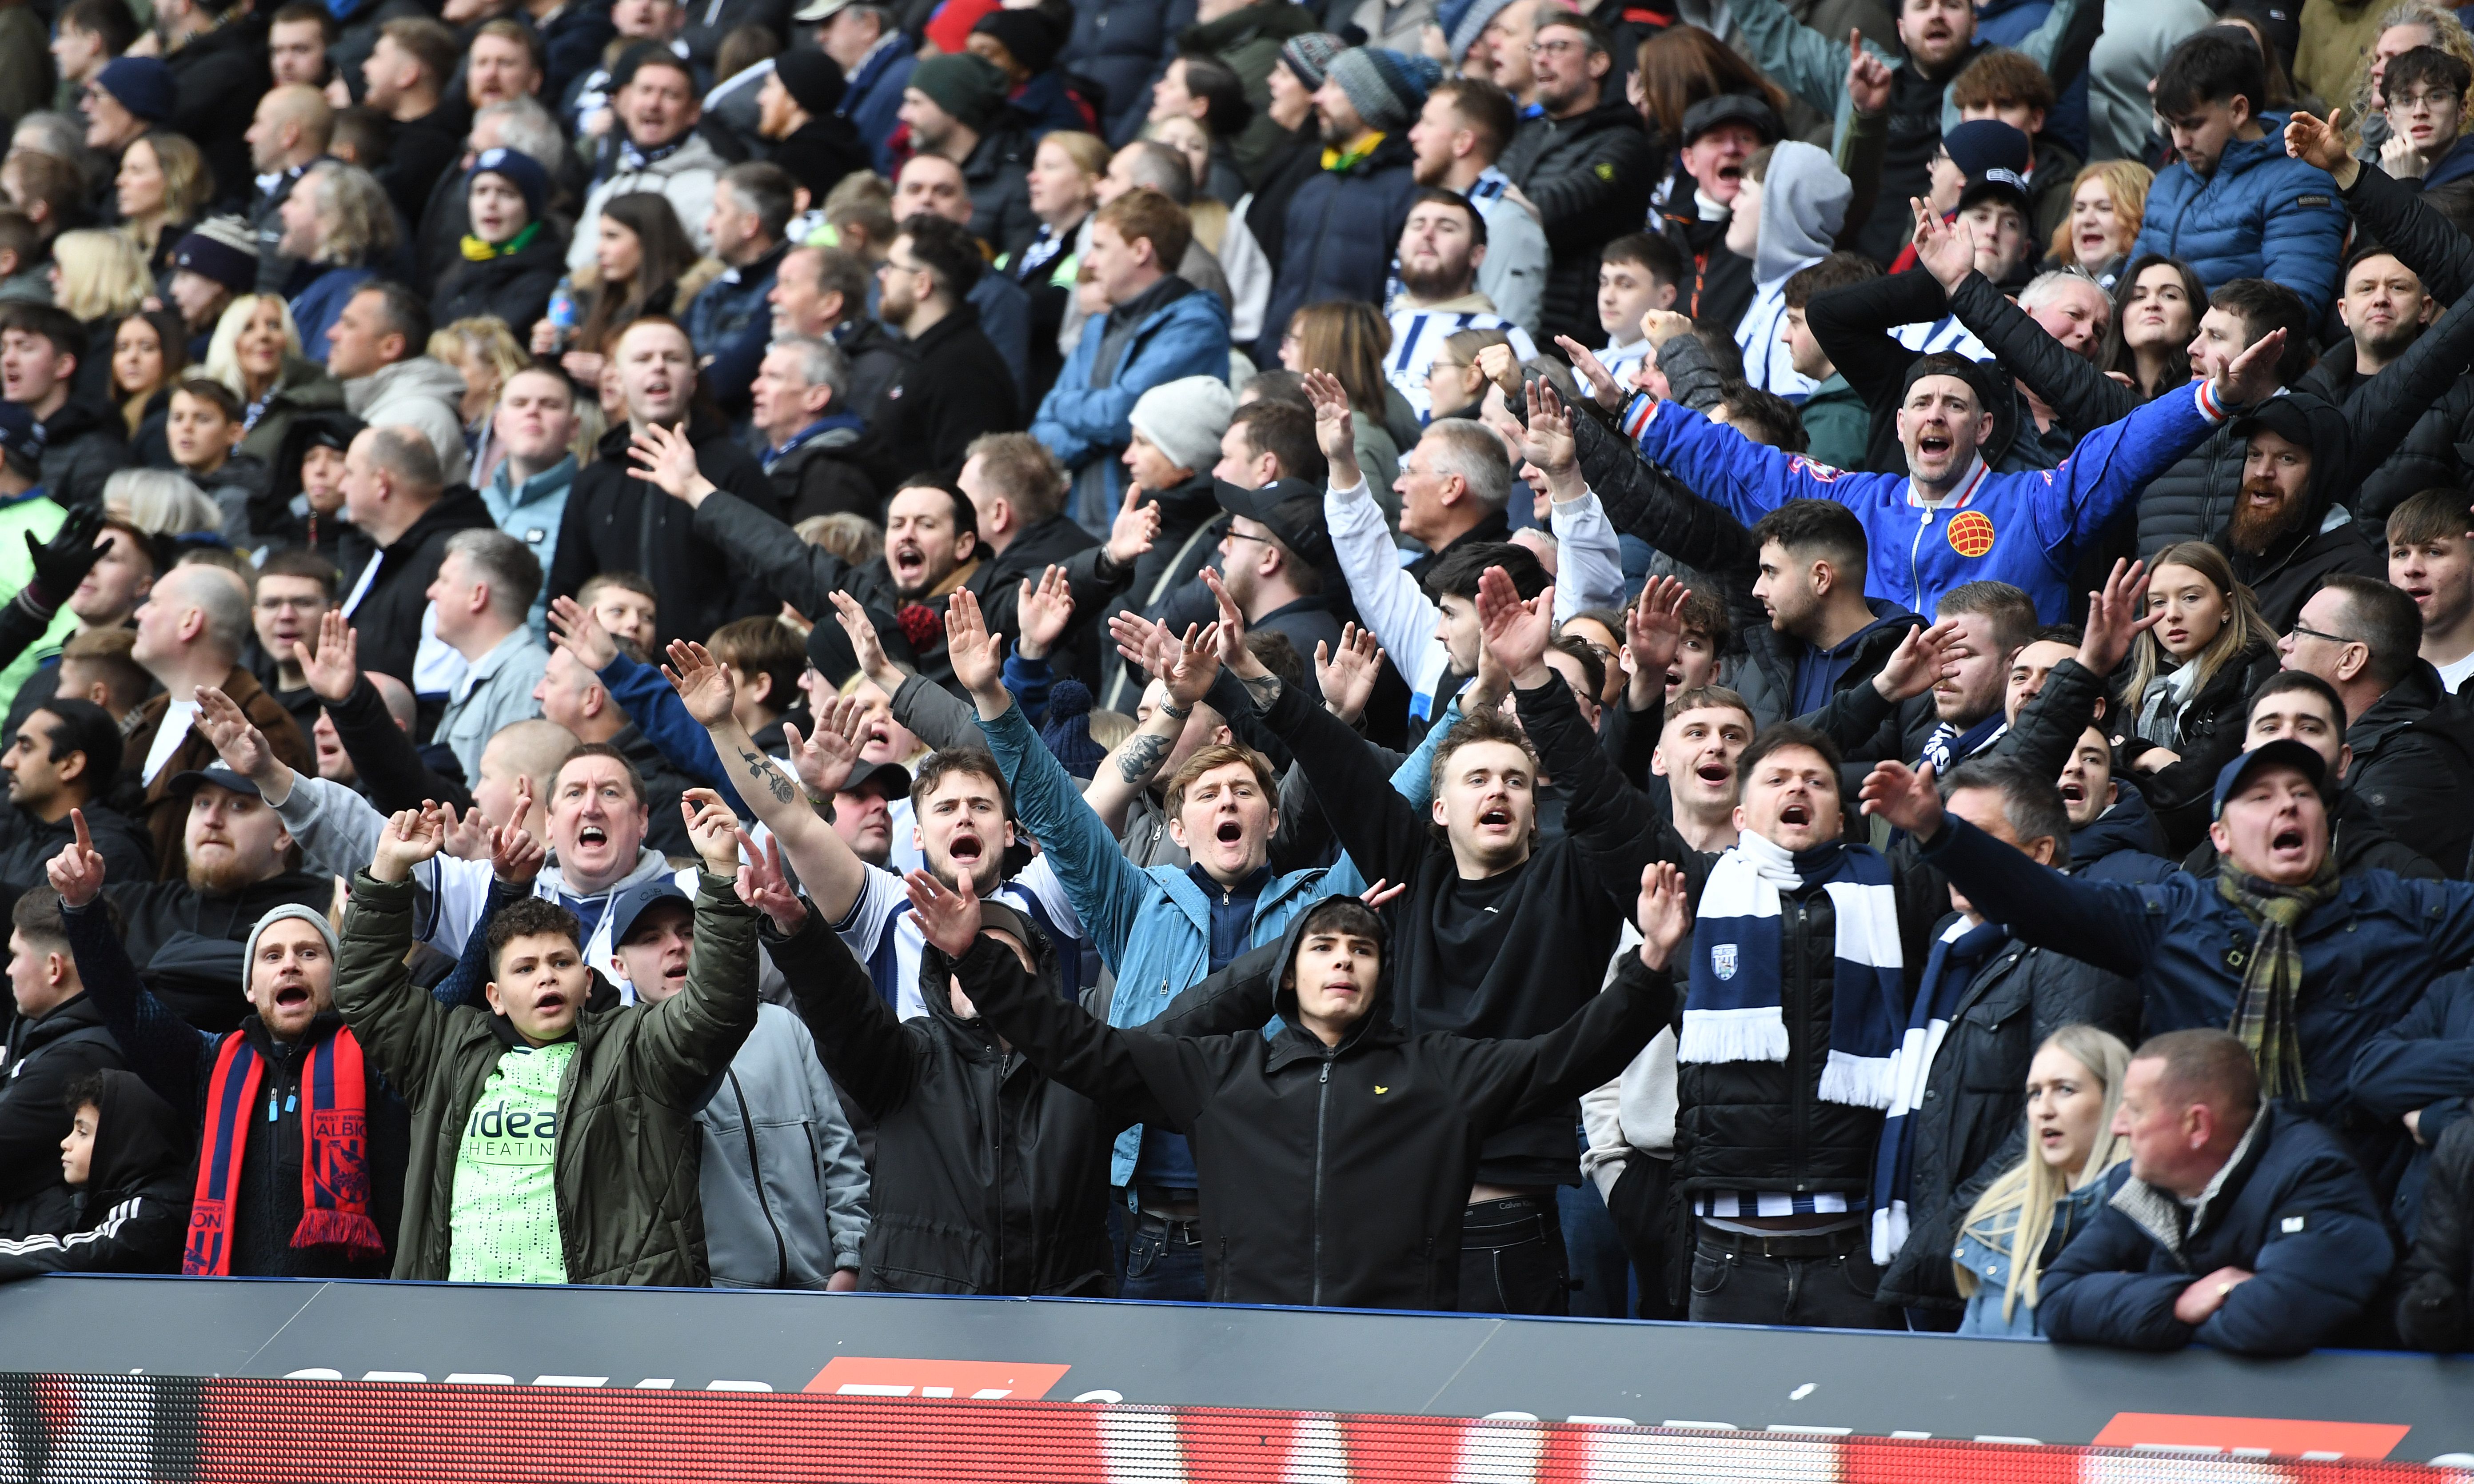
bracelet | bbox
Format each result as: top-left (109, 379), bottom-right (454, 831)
top-left (1158, 698), bottom-right (1192, 720)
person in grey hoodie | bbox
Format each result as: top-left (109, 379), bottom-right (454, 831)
top-left (1730, 140), bottom-right (1851, 401)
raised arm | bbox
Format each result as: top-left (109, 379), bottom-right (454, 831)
top-left (1928, 224), bottom-right (2139, 434)
top-left (1992, 559), bottom-right (2154, 782)
top-left (1307, 367), bottom-right (1447, 704)
top-left (1802, 265), bottom-right (1947, 419)
top-left (1725, 0), bottom-right (1868, 118)
top-left (51, 812), bottom-right (213, 1117)
top-left (2342, 291), bottom-right (2474, 503)
top-left (760, 880), bottom-right (921, 1117)
top-left (2023, 341), bottom-right (2278, 562)
top-left (299, 610), bottom-right (471, 814)
top-left (331, 810), bottom-right (466, 1096)
top-left (2311, 127), bottom-right (2474, 302)
top-left (556, 595), bottom-right (744, 816)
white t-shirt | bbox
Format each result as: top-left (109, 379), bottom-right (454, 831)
top-left (142, 698), bottom-right (199, 784)
top-left (2438, 649), bottom-right (2474, 694)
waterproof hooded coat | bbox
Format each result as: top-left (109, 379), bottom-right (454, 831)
top-left (962, 900), bottom-right (1671, 1308)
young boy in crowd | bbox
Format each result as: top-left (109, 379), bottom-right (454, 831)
top-left (164, 378), bottom-right (266, 536)
top-left (575, 571), bottom-right (659, 657)
top-left (332, 795), bottom-right (762, 1285)
top-left (0, 1069), bottom-right (189, 1279)
top-left (1778, 253), bottom-right (1883, 471)
top-left (1596, 233), bottom-right (1683, 388)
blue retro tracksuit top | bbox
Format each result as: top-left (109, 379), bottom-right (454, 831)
top-left (1619, 380), bottom-right (2230, 621)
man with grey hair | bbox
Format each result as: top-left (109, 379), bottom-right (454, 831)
top-left (753, 335), bottom-right (873, 522)
top-left (278, 160), bottom-right (399, 361)
top-left (124, 562), bottom-right (315, 873)
top-left (337, 423), bottom-right (494, 688)
top-left (768, 245), bottom-right (906, 420)
top-left (424, 529), bottom-right (551, 779)
top-left (414, 95), bottom-right (570, 296)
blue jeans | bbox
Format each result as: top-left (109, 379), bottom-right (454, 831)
top-left (1120, 1211), bottom-right (1208, 1301)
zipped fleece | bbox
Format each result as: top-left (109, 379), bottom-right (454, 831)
top-left (333, 870), bottom-right (760, 1284)
top-left (960, 909), bottom-right (1668, 1309)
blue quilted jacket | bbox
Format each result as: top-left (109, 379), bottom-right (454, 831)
top-left (2130, 116), bottom-right (2348, 318)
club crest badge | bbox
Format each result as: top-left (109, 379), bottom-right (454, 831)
top-left (1712, 944), bottom-right (1738, 980)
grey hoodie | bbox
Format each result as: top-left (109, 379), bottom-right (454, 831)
top-left (698, 1003), bottom-right (870, 1287)
top-left (1738, 141), bottom-right (1852, 398)
top-left (343, 357), bottom-right (473, 486)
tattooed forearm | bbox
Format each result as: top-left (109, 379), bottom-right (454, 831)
top-left (1240, 672), bottom-right (1282, 711)
top-left (739, 747), bottom-right (796, 803)
top-left (1116, 730), bottom-right (1171, 785)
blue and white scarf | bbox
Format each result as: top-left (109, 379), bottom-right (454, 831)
top-left (1681, 832), bottom-right (1905, 1109)
top-left (1917, 713), bottom-right (2007, 778)
top-left (1869, 917), bottom-right (2006, 1264)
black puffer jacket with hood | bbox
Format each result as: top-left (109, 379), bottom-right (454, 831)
top-left (964, 899), bottom-right (1670, 1310)
top-left (0, 1068), bottom-right (190, 1279)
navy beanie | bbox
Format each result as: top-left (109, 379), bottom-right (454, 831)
top-left (1038, 679), bottom-right (1109, 781)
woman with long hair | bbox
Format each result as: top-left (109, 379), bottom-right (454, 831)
top-left (530, 192), bottom-right (704, 393)
top-left (114, 132), bottom-right (211, 279)
top-left (53, 227), bottom-right (150, 324)
top-left (1281, 300), bottom-right (1418, 499)
top-left (1014, 130), bottom-right (1108, 408)
top-left (2097, 256), bottom-right (2207, 400)
top-left (2346, 2), bottom-right (2474, 155)
top-left (2044, 160), bottom-right (2150, 289)
top-left (1954, 1026), bottom-right (2134, 1336)
top-left (2117, 542), bottom-right (2281, 851)
top-left (210, 293), bottom-right (346, 469)
top-left (110, 308), bottom-right (188, 466)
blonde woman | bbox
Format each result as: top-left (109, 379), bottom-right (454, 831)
top-left (1954, 1027), bottom-right (2133, 1336)
top-left (2114, 542), bottom-right (2278, 853)
top-left (2043, 160), bottom-right (2150, 289)
top-left (1012, 129), bottom-right (1107, 403)
top-left (207, 293), bottom-right (345, 466)
top-left (428, 316), bottom-right (528, 480)
top-left (277, 160), bottom-right (398, 359)
top-left (114, 133), bottom-right (212, 277)
top-left (52, 228), bottom-right (150, 325)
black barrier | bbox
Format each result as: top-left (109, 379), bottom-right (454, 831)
top-left (2, 1274), bottom-right (2471, 1464)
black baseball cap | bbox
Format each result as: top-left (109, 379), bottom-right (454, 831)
top-left (845, 760), bottom-right (911, 802)
top-left (169, 766), bottom-right (261, 800)
top-left (2212, 738), bottom-right (2329, 819)
top-left (1215, 477), bottom-right (1337, 574)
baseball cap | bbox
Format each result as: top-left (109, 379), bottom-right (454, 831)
top-left (1680, 92), bottom-right (1780, 148)
top-left (792, 0), bottom-right (857, 21)
top-left (1215, 477), bottom-right (1337, 574)
top-left (607, 880), bottom-right (693, 948)
top-left (2211, 738), bottom-right (2329, 819)
top-left (169, 766), bottom-right (261, 800)
top-left (845, 760), bottom-right (912, 802)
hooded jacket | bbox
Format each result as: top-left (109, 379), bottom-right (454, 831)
top-left (2132, 115), bottom-right (2348, 318)
top-left (1499, 100), bottom-right (1656, 347)
top-left (0, 990), bottom-right (125, 1238)
top-left (2344, 662), bottom-right (2474, 878)
top-left (343, 356), bottom-right (476, 488)
top-left (964, 897), bottom-right (1670, 1308)
top-left (549, 413), bottom-right (781, 652)
top-left (333, 869), bottom-right (762, 1285)
top-left (0, 1068), bottom-right (188, 1280)
top-left (1257, 132), bottom-right (1421, 364)
top-left (2039, 1105), bottom-right (2393, 1355)
top-left (695, 1003), bottom-right (870, 1289)
top-left (2222, 391), bottom-right (2390, 631)
top-left (1735, 141), bottom-right (1848, 399)
top-left (65, 901), bottom-right (409, 1276)
top-left (570, 130), bottom-right (730, 273)
top-left (98, 870), bottom-right (339, 1015)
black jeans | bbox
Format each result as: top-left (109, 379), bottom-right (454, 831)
top-left (1687, 1226), bottom-right (1902, 1330)
top-left (1460, 1197), bottom-right (1570, 1315)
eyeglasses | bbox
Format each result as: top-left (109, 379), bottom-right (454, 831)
top-left (2286, 623), bottom-right (2361, 647)
top-left (1528, 36), bottom-right (1583, 56)
top-left (876, 255), bottom-right (926, 276)
top-left (1223, 531), bottom-right (1275, 548)
top-left (2393, 89), bottom-right (2459, 111)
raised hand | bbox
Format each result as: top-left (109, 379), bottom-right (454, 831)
top-left (1639, 310), bottom-right (1695, 348)
top-left (626, 420), bottom-right (714, 506)
top-left (371, 804), bottom-right (447, 883)
top-left (1314, 623), bottom-right (1385, 726)
top-left (1474, 342), bottom-right (1524, 396)
top-left (1014, 564), bottom-right (1075, 661)
top-left (1554, 335), bottom-right (1630, 411)
top-left (902, 867), bottom-right (982, 959)
top-left (1846, 30), bottom-right (1891, 114)
top-left (439, 801), bottom-right (496, 861)
top-left (943, 587), bottom-right (1006, 702)
top-left (2283, 108), bottom-right (2352, 177)
top-left (1857, 758), bottom-right (1945, 837)
top-left (295, 608), bottom-right (359, 704)
top-left (45, 809), bottom-right (105, 907)
top-left (24, 505), bottom-right (105, 608)
top-left (1626, 575), bottom-right (1692, 684)
top-left (1161, 622), bottom-right (1224, 711)
top-left (194, 686), bottom-right (279, 785)
top-left (1636, 861), bottom-right (1694, 970)
top-left (662, 638), bottom-right (738, 727)
top-left (826, 590), bottom-right (900, 690)
top-left (1105, 485), bottom-right (1161, 566)
top-left (735, 831), bottom-right (805, 935)
top-left (1518, 378), bottom-right (1578, 477)
top-left (784, 693), bottom-right (867, 798)
top-left (2077, 558), bottom-right (2159, 678)
top-left (682, 789), bottom-right (745, 872)
top-left (1476, 563), bottom-right (1554, 686)
top-left (2212, 326), bottom-right (2289, 407)
top-left (1358, 877), bottom-right (1408, 911)
top-left (1301, 368), bottom-right (1362, 485)
top-left (491, 817), bottom-right (547, 887)
top-left (1108, 610), bottom-right (1176, 682)
top-left (1872, 620), bottom-right (1957, 702)
top-left (548, 594), bottom-right (619, 671)
top-left (1911, 195), bottom-right (1976, 291)
top-left (1200, 565), bottom-right (1249, 653)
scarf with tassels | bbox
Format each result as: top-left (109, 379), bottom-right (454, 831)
top-left (2214, 859), bottom-right (2337, 1100)
top-left (184, 1025), bottom-right (386, 1275)
top-left (461, 220), bottom-right (544, 262)
top-left (1871, 917), bottom-right (2007, 1262)
top-left (1681, 831), bottom-right (1906, 1109)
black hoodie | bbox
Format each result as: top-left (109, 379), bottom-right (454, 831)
top-left (0, 991), bottom-right (125, 1236)
top-left (963, 897), bottom-right (1669, 1309)
top-left (0, 1068), bottom-right (188, 1279)
top-left (2224, 392), bottom-right (2386, 632)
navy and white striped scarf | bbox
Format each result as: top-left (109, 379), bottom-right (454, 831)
top-left (1869, 917), bottom-right (2006, 1263)
top-left (1681, 832), bottom-right (1906, 1109)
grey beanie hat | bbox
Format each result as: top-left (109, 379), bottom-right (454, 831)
top-left (1448, 0), bottom-right (1519, 62)
top-left (1325, 47), bottom-right (1441, 135)
top-left (243, 903), bottom-right (340, 993)
top-left (1128, 375), bottom-right (1236, 474)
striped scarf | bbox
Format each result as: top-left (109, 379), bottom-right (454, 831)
top-left (2215, 860), bottom-right (2336, 1100)
top-left (1870, 917), bottom-right (2006, 1263)
top-left (184, 1026), bottom-right (385, 1275)
top-left (1681, 831), bottom-right (1906, 1109)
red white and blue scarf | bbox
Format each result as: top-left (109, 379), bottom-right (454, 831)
top-left (183, 1026), bottom-right (385, 1276)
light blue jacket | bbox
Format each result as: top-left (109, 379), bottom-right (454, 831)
top-left (975, 698), bottom-right (1361, 1185)
top-left (1030, 279), bottom-right (1231, 515)
top-left (1953, 1177), bottom-right (2111, 1338)
top-left (479, 454), bottom-right (576, 642)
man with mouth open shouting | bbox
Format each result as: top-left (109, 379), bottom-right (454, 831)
top-left (52, 808), bottom-right (413, 1279)
top-left (1574, 303), bottom-right (2290, 624)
